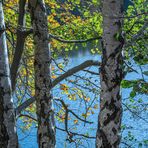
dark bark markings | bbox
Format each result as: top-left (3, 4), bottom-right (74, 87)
top-left (96, 0), bottom-right (124, 148)
top-left (0, 89), bottom-right (9, 147)
top-left (29, 0), bottom-right (55, 147)
top-left (0, 2), bottom-right (18, 148)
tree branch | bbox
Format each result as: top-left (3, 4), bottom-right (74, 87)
top-left (122, 103), bottom-right (148, 123)
top-left (23, 28), bottom-right (33, 37)
top-left (10, 0), bottom-right (27, 92)
top-left (17, 114), bottom-right (95, 139)
top-left (109, 12), bottom-right (148, 19)
top-left (15, 60), bottom-right (100, 115)
top-left (55, 98), bottom-right (93, 124)
top-left (49, 33), bottom-right (102, 43)
top-left (52, 60), bottom-right (100, 88)
top-left (18, 114), bottom-right (37, 121)
top-left (13, 26), bottom-right (102, 43)
top-left (125, 21), bottom-right (148, 47)
top-left (56, 127), bottom-right (95, 139)
top-left (15, 97), bottom-right (35, 116)
top-left (83, 69), bottom-right (99, 75)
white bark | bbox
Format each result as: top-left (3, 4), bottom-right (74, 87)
top-left (28, 0), bottom-right (55, 147)
top-left (96, 0), bottom-right (124, 147)
top-left (0, 2), bottom-right (18, 148)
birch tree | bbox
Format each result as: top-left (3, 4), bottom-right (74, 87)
top-left (1, 0), bottom-right (147, 147)
top-left (96, 0), bottom-right (124, 147)
top-left (0, 1), bottom-right (18, 148)
top-left (28, 0), bottom-right (55, 147)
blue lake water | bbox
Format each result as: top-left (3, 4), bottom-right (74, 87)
top-left (17, 50), bottom-right (148, 148)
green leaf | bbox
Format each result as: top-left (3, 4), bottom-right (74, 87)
top-left (130, 91), bottom-right (136, 98)
top-left (121, 80), bottom-right (133, 88)
top-left (138, 98), bottom-right (143, 103)
top-left (138, 143), bottom-right (142, 148)
top-left (92, 0), bottom-right (97, 4)
top-left (113, 33), bottom-right (120, 41)
top-left (143, 140), bottom-right (148, 145)
top-left (129, 98), bottom-right (135, 103)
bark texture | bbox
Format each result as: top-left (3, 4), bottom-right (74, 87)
top-left (96, 0), bottom-right (124, 148)
top-left (0, 2), bottom-right (18, 148)
top-left (28, 0), bottom-right (56, 147)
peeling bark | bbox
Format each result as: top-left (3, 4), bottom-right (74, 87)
top-left (96, 0), bottom-right (124, 148)
top-left (0, 2), bottom-right (18, 148)
top-left (28, 0), bottom-right (55, 147)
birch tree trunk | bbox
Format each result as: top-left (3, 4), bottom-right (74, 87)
top-left (96, 0), bottom-right (124, 147)
top-left (28, 0), bottom-right (56, 147)
top-left (0, 2), bottom-right (18, 148)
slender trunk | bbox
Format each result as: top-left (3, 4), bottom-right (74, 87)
top-left (10, 0), bottom-right (26, 91)
top-left (0, 2), bottom-right (18, 148)
top-left (96, 0), bottom-right (124, 147)
top-left (28, 0), bottom-right (56, 147)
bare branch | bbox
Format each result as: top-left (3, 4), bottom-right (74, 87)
top-left (8, 25), bottom-right (102, 43)
top-left (122, 103), bottom-right (148, 123)
top-left (49, 33), bottom-right (102, 43)
top-left (83, 69), bottom-right (99, 75)
top-left (5, 24), bottom-right (101, 44)
top-left (56, 127), bottom-right (95, 139)
top-left (18, 114), bottom-right (37, 121)
top-left (15, 97), bottom-right (35, 116)
top-left (55, 98), bottom-right (93, 124)
top-left (52, 60), bottom-right (101, 88)
top-left (15, 60), bottom-right (100, 115)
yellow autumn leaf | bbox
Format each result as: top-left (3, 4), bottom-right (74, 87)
top-left (91, 110), bottom-right (95, 115)
top-left (84, 97), bottom-right (90, 102)
top-left (68, 94), bottom-right (76, 100)
top-left (51, 66), bottom-right (55, 70)
top-left (82, 112), bottom-right (91, 118)
top-left (93, 104), bottom-right (98, 109)
top-left (51, 75), bottom-right (57, 79)
top-left (31, 89), bottom-right (35, 96)
top-left (74, 120), bottom-right (78, 124)
top-left (60, 84), bottom-right (68, 91)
